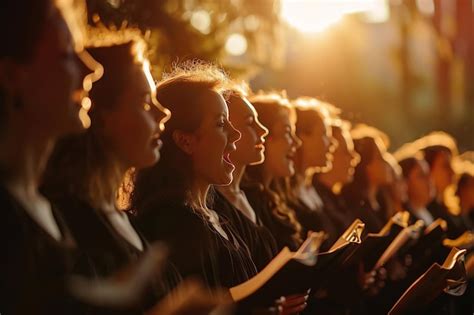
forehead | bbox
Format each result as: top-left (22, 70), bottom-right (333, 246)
top-left (435, 150), bottom-right (452, 164)
top-left (274, 109), bottom-right (292, 128)
top-left (128, 63), bottom-right (151, 93)
top-left (200, 89), bottom-right (227, 116)
top-left (415, 159), bottom-right (430, 174)
top-left (229, 96), bottom-right (255, 116)
top-left (29, 12), bottom-right (72, 68)
top-left (55, 0), bottom-right (85, 50)
top-left (335, 127), bottom-right (349, 146)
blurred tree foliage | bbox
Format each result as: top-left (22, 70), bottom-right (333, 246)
top-left (85, 0), bottom-right (284, 76)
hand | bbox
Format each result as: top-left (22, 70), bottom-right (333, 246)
top-left (275, 292), bottom-right (309, 315)
top-left (387, 259), bottom-right (407, 281)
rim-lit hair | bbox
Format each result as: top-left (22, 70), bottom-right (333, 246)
top-left (248, 91), bottom-right (296, 130)
top-left (291, 97), bottom-right (330, 136)
top-left (244, 91), bottom-right (303, 246)
top-left (131, 61), bottom-right (230, 214)
top-left (43, 30), bottom-right (150, 210)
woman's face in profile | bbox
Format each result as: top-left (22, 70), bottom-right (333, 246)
top-left (406, 159), bottom-right (433, 207)
top-left (264, 109), bottom-right (301, 178)
top-left (298, 112), bottom-right (332, 170)
top-left (101, 62), bottom-right (170, 170)
top-left (14, 7), bottom-right (101, 137)
top-left (187, 89), bottom-right (241, 186)
top-left (228, 96), bottom-right (268, 167)
top-left (431, 150), bottom-right (455, 193)
top-left (366, 138), bottom-right (392, 186)
top-left (329, 127), bottom-right (360, 184)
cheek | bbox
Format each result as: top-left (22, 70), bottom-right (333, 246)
top-left (109, 112), bottom-right (155, 158)
top-left (266, 141), bottom-right (283, 163)
top-left (194, 134), bottom-right (224, 168)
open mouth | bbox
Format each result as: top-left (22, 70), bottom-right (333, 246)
top-left (223, 153), bottom-right (233, 165)
top-left (72, 90), bottom-right (87, 107)
top-left (150, 133), bottom-right (162, 148)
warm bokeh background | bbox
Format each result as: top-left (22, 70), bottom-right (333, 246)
top-left (85, 0), bottom-right (473, 152)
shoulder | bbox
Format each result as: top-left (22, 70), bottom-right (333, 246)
top-left (134, 201), bottom-right (208, 242)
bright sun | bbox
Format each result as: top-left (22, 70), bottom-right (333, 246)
top-left (280, 0), bottom-right (390, 34)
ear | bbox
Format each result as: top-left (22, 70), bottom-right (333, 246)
top-left (172, 130), bottom-right (196, 155)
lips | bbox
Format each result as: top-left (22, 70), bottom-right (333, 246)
top-left (223, 144), bottom-right (236, 168)
top-left (150, 133), bottom-right (162, 149)
top-left (72, 89), bottom-right (87, 107)
top-left (223, 153), bottom-right (232, 164)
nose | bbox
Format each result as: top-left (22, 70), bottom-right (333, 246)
top-left (152, 97), bottom-right (171, 132)
top-left (76, 50), bottom-right (104, 92)
top-left (228, 121), bottom-right (242, 145)
top-left (292, 133), bottom-right (302, 149)
top-left (329, 137), bottom-right (338, 153)
top-left (257, 120), bottom-right (269, 139)
top-left (351, 151), bottom-right (361, 167)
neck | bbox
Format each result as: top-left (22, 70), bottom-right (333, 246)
top-left (190, 178), bottom-right (210, 210)
top-left (460, 199), bottom-right (472, 215)
top-left (317, 172), bottom-right (336, 191)
top-left (262, 165), bottom-right (274, 189)
top-left (0, 124), bottom-right (55, 198)
top-left (408, 199), bottom-right (426, 211)
top-left (435, 189), bottom-right (445, 204)
top-left (367, 183), bottom-right (379, 209)
top-left (292, 171), bottom-right (310, 199)
top-left (393, 200), bottom-right (404, 213)
top-left (220, 163), bottom-right (245, 194)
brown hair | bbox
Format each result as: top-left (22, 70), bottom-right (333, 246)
top-left (131, 61), bottom-right (230, 214)
top-left (243, 92), bottom-right (303, 246)
top-left (43, 36), bottom-right (147, 209)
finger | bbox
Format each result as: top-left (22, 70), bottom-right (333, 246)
top-left (280, 302), bottom-right (308, 315)
top-left (279, 295), bottom-right (307, 307)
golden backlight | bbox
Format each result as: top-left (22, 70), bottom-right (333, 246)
top-left (280, 0), bottom-right (389, 33)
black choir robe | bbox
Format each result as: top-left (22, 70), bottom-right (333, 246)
top-left (47, 193), bottom-right (181, 314)
top-left (0, 186), bottom-right (76, 315)
top-left (213, 190), bottom-right (279, 271)
top-left (134, 199), bottom-right (258, 289)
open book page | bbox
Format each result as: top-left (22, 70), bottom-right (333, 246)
top-left (295, 231), bottom-right (326, 264)
top-left (230, 232), bottom-right (325, 302)
top-left (443, 231), bottom-right (474, 249)
top-left (329, 219), bottom-right (364, 252)
top-left (375, 220), bottom-right (425, 269)
top-left (388, 247), bottom-right (467, 315)
top-left (379, 211), bottom-right (410, 235)
top-left (229, 247), bottom-right (294, 301)
top-left (342, 214), bottom-right (408, 270)
top-left (424, 218), bottom-right (448, 235)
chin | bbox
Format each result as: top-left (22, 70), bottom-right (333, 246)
top-left (136, 154), bottom-right (160, 170)
top-left (216, 174), bottom-right (233, 186)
